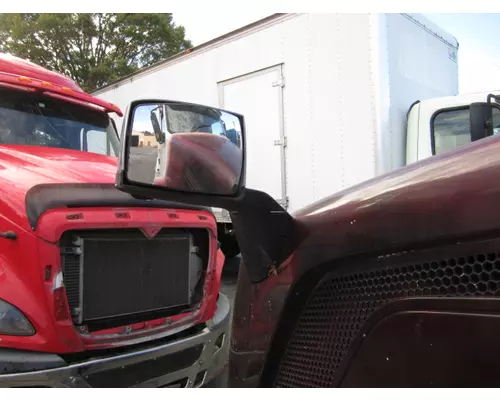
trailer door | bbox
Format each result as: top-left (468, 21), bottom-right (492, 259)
top-left (218, 65), bottom-right (286, 208)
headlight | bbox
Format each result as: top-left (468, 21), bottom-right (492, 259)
top-left (0, 299), bottom-right (35, 336)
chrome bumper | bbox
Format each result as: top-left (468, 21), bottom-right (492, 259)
top-left (0, 294), bottom-right (230, 388)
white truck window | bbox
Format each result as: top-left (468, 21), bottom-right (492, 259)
top-left (433, 108), bottom-right (500, 155)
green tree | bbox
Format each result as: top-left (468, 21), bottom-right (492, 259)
top-left (0, 13), bottom-right (192, 91)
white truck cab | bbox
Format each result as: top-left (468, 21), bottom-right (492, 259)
top-left (407, 90), bottom-right (500, 165)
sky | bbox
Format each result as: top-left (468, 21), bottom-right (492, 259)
top-left (424, 13), bottom-right (500, 93)
top-left (172, 12), bottom-right (500, 95)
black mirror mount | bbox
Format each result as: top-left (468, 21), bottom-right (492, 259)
top-left (229, 188), bottom-right (303, 282)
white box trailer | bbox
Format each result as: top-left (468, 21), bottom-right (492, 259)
top-left (92, 13), bottom-right (458, 256)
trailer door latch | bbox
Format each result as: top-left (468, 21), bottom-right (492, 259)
top-left (274, 137), bottom-right (287, 147)
top-left (272, 78), bottom-right (285, 88)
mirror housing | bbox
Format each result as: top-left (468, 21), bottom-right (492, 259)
top-left (116, 99), bottom-right (247, 208)
top-left (470, 102), bottom-right (493, 142)
top-left (470, 94), bottom-right (500, 142)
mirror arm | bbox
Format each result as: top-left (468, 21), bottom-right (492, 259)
top-left (230, 189), bottom-right (304, 283)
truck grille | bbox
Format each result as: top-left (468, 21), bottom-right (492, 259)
top-left (273, 250), bottom-right (500, 387)
top-left (60, 228), bottom-right (207, 330)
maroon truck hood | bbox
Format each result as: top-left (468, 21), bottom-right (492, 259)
top-left (0, 145), bottom-right (118, 231)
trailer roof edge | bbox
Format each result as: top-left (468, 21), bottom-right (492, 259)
top-left (90, 13), bottom-right (291, 95)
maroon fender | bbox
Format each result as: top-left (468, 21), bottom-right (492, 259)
top-left (228, 134), bottom-right (500, 387)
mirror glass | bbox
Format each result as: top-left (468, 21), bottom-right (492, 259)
top-left (127, 102), bottom-right (244, 196)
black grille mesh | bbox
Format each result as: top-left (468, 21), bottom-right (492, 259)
top-left (60, 247), bottom-right (80, 316)
top-left (273, 251), bottom-right (500, 388)
top-left (82, 232), bottom-right (191, 321)
top-left (59, 228), bottom-right (206, 328)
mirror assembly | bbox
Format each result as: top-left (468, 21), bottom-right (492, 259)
top-left (470, 94), bottom-right (500, 142)
top-left (115, 99), bottom-right (301, 283)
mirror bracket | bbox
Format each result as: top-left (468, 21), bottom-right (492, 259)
top-left (229, 189), bottom-right (304, 283)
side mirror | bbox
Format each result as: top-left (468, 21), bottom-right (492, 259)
top-left (116, 100), bottom-right (246, 203)
top-left (470, 94), bottom-right (500, 143)
top-left (470, 102), bottom-right (493, 142)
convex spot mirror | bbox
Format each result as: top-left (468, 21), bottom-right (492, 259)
top-left (120, 100), bottom-right (245, 198)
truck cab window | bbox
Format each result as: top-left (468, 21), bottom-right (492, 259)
top-left (82, 129), bottom-right (113, 156)
top-left (433, 107), bottom-right (500, 155)
top-left (0, 88), bottom-right (119, 157)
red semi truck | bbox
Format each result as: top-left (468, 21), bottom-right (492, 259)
top-left (0, 53), bottom-right (229, 387)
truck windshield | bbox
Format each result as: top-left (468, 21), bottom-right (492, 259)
top-left (0, 88), bottom-right (119, 157)
top-left (165, 105), bottom-right (222, 134)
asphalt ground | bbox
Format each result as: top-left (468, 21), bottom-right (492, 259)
top-left (128, 146), bottom-right (157, 183)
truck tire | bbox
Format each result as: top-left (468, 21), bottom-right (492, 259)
top-left (220, 234), bottom-right (240, 259)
